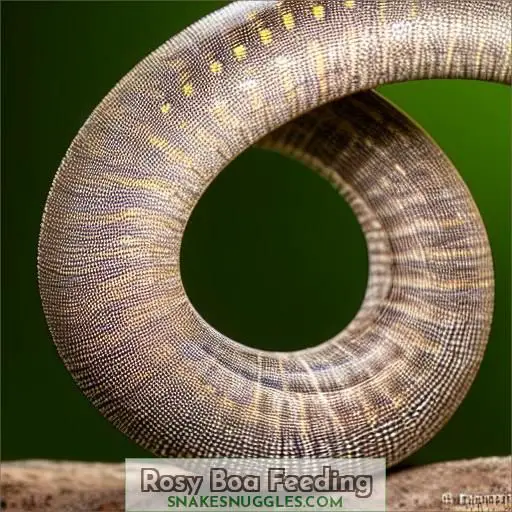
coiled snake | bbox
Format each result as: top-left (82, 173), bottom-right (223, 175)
top-left (38, 1), bottom-right (511, 466)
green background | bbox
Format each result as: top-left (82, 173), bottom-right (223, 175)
top-left (2, 2), bottom-right (510, 468)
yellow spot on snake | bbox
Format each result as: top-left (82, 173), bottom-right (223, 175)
top-left (160, 103), bottom-right (171, 114)
top-left (259, 28), bottom-right (272, 45)
top-left (410, 0), bottom-right (418, 18)
top-left (312, 4), bottom-right (325, 20)
top-left (344, 0), bottom-right (355, 7)
top-left (439, 218), bottom-right (466, 228)
top-left (233, 44), bottom-right (247, 61)
top-left (378, 0), bottom-right (386, 23)
top-left (182, 82), bottom-right (193, 96)
top-left (149, 136), bottom-right (193, 168)
top-left (212, 104), bottom-right (226, 117)
top-left (149, 135), bottom-right (167, 150)
top-left (282, 12), bottom-right (295, 30)
top-left (311, 41), bottom-right (327, 100)
top-left (210, 60), bottom-right (223, 74)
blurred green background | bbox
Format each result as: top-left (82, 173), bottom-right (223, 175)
top-left (2, 2), bottom-right (510, 467)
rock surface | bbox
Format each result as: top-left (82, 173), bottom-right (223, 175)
top-left (386, 456), bottom-right (511, 511)
top-left (1, 456), bottom-right (510, 511)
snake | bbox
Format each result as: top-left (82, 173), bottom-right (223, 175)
top-left (38, 0), bottom-right (510, 467)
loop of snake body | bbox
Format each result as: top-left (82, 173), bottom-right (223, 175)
top-left (38, 0), bottom-right (510, 466)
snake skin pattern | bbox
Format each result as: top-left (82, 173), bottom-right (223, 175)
top-left (38, 0), bottom-right (511, 466)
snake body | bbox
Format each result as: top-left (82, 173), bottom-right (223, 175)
top-left (38, 1), bottom-right (510, 466)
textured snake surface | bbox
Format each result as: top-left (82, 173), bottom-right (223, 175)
top-left (38, 0), bottom-right (510, 466)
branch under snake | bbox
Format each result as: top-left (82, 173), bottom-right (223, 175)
top-left (38, 0), bottom-right (511, 466)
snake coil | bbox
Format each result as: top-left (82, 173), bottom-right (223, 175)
top-left (38, 0), bottom-right (510, 465)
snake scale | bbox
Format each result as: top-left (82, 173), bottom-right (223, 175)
top-left (38, 0), bottom-right (510, 466)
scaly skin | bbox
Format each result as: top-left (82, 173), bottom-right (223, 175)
top-left (38, 1), bottom-right (510, 466)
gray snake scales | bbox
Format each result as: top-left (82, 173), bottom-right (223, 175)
top-left (38, 0), bottom-right (511, 466)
